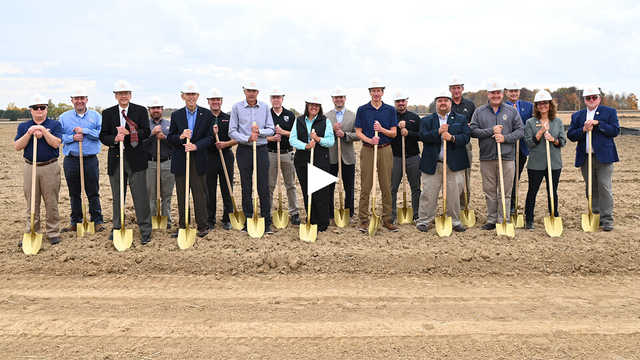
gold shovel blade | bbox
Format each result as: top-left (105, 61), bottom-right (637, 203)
top-left (581, 213), bottom-right (600, 232)
top-left (151, 215), bottom-right (168, 230)
top-left (22, 232), bottom-right (43, 255)
top-left (247, 216), bottom-right (265, 238)
top-left (435, 215), bottom-right (452, 237)
top-left (77, 220), bottom-right (95, 236)
top-left (511, 213), bottom-right (524, 228)
top-left (177, 227), bottom-right (197, 249)
top-left (496, 221), bottom-right (515, 238)
top-left (460, 209), bottom-right (476, 228)
top-left (334, 208), bottom-right (350, 228)
top-left (112, 228), bottom-right (133, 252)
top-left (299, 222), bottom-right (318, 242)
top-left (273, 210), bottom-right (289, 229)
top-left (544, 215), bottom-right (564, 237)
top-left (229, 211), bottom-right (246, 230)
top-left (397, 206), bottom-right (413, 225)
top-left (368, 215), bottom-right (380, 236)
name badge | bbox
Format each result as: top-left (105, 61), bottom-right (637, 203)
top-left (502, 114), bottom-right (507, 121)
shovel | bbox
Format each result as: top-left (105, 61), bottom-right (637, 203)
top-left (460, 171), bottom-right (476, 227)
top-left (435, 140), bottom-right (452, 237)
top-left (215, 130), bottom-right (245, 230)
top-left (76, 142), bottom-right (95, 236)
top-left (272, 140), bottom-right (289, 229)
top-left (113, 141), bottom-right (133, 251)
top-left (177, 138), bottom-right (197, 249)
top-left (543, 138), bottom-right (563, 237)
top-left (510, 141), bottom-right (525, 228)
top-left (22, 134), bottom-right (43, 255)
top-left (300, 145), bottom-right (318, 242)
top-left (397, 135), bottom-right (413, 224)
top-left (496, 142), bottom-right (515, 238)
top-left (151, 137), bottom-right (168, 230)
top-left (334, 136), bottom-right (349, 228)
top-left (368, 131), bottom-right (381, 236)
top-left (247, 136), bottom-right (265, 238)
top-left (581, 130), bottom-right (599, 232)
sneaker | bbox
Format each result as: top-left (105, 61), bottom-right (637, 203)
top-left (291, 214), bottom-right (301, 225)
top-left (141, 235), bottom-right (151, 245)
top-left (222, 221), bottom-right (232, 230)
top-left (49, 237), bottom-right (61, 245)
top-left (265, 225), bottom-right (274, 235)
top-left (603, 224), bottom-right (614, 232)
top-left (383, 222), bottom-right (399, 232)
top-left (452, 224), bottom-right (466, 232)
top-left (481, 223), bottom-right (496, 230)
top-left (525, 221), bottom-right (534, 230)
top-left (95, 224), bottom-right (105, 233)
top-left (416, 223), bottom-right (429, 232)
top-left (358, 221), bottom-right (368, 233)
top-left (208, 221), bottom-right (216, 230)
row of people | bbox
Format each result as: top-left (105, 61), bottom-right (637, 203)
top-left (14, 78), bottom-right (619, 246)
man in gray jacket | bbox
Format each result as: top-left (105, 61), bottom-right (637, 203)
top-left (470, 81), bottom-right (524, 230)
top-left (326, 87), bottom-right (359, 224)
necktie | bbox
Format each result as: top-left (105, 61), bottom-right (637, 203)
top-left (122, 109), bottom-right (138, 147)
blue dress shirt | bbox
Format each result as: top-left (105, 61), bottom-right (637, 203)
top-left (59, 109), bottom-right (102, 156)
top-left (186, 107), bottom-right (197, 132)
top-left (290, 116), bottom-right (335, 150)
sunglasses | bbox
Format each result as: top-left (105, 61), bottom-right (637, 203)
top-left (31, 105), bottom-right (47, 111)
top-left (584, 95), bottom-right (599, 101)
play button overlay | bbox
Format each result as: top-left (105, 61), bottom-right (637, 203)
top-left (308, 164), bottom-right (337, 194)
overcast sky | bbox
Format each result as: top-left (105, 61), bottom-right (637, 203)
top-left (1, 0), bottom-right (638, 112)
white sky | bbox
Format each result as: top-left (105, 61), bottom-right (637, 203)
top-left (1, 0), bottom-right (638, 112)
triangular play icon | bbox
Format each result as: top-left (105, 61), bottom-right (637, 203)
top-left (307, 164), bottom-right (337, 194)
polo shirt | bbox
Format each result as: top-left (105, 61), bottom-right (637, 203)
top-left (15, 118), bottom-right (62, 162)
top-left (354, 101), bottom-right (398, 145)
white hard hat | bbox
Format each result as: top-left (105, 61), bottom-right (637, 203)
top-left (331, 86), bottom-right (347, 97)
top-left (148, 96), bottom-right (163, 108)
top-left (448, 76), bottom-right (464, 86)
top-left (70, 87), bottom-right (88, 97)
top-left (113, 80), bottom-right (133, 93)
top-left (269, 88), bottom-right (285, 96)
top-left (305, 95), bottom-right (322, 105)
top-left (181, 80), bottom-right (199, 94)
top-left (368, 79), bottom-right (385, 89)
top-left (505, 81), bottom-right (521, 90)
top-left (533, 90), bottom-right (552, 103)
top-left (486, 80), bottom-right (502, 92)
top-left (206, 88), bottom-right (223, 99)
top-left (242, 80), bottom-right (259, 91)
top-left (434, 90), bottom-right (452, 101)
top-left (583, 86), bottom-right (600, 97)
top-left (29, 94), bottom-right (48, 107)
top-left (393, 91), bottom-right (409, 101)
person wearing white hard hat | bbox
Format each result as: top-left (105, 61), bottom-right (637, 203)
top-left (266, 88), bottom-right (300, 225)
top-left (416, 91), bottom-right (470, 233)
top-left (142, 96), bottom-right (174, 229)
top-left (523, 90), bottom-right (565, 230)
top-left (504, 81), bottom-right (533, 217)
top-left (567, 87), bottom-right (620, 231)
top-left (168, 81), bottom-right (214, 238)
top-left (289, 96), bottom-right (335, 232)
top-left (206, 88), bottom-right (237, 231)
top-left (354, 79), bottom-right (399, 232)
top-left (229, 80), bottom-right (275, 234)
top-left (448, 76), bottom-right (476, 212)
top-left (390, 91), bottom-right (421, 223)
top-left (469, 81), bottom-right (524, 230)
top-left (100, 80), bottom-right (153, 244)
top-left (59, 88), bottom-right (104, 233)
top-left (14, 94), bottom-right (63, 246)
top-left (326, 86), bottom-right (358, 225)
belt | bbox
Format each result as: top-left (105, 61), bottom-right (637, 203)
top-left (362, 143), bottom-right (390, 148)
top-left (67, 154), bottom-right (97, 159)
top-left (25, 158), bottom-right (58, 166)
top-left (151, 157), bottom-right (170, 162)
top-left (240, 143), bottom-right (266, 148)
top-left (268, 148), bottom-right (292, 153)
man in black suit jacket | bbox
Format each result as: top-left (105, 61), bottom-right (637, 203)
top-left (99, 80), bottom-right (152, 244)
top-left (168, 81), bottom-right (213, 237)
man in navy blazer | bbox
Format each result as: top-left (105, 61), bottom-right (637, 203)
top-left (416, 91), bottom-right (470, 233)
top-left (567, 87), bottom-right (619, 231)
top-left (168, 81), bottom-right (214, 237)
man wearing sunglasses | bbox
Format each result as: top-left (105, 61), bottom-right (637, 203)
top-left (567, 87), bottom-right (619, 231)
top-left (59, 88), bottom-right (104, 233)
top-left (14, 94), bottom-right (63, 246)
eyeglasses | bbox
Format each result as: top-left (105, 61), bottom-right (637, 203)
top-left (31, 106), bottom-right (47, 111)
top-left (584, 95), bottom-right (599, 101)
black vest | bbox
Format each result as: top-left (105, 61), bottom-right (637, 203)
top-left (293, 115), bottom-right (330, 170)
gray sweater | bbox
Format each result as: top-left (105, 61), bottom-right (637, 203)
top-left (523, 117), bottom-right (566, 170)
top-left (470, 103), bottom-right (524, 161)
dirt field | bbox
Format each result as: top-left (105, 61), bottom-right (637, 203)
top-left (1, 122), bottom-right (639, 358)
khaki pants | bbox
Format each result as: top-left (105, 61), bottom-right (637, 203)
top-left (417, 163), bottom-right (463, 227)
top-left (268, 151), bottom-right (298, 215)
top-left (480, 159), bottom-right (515, 224)
top-left (146, 160), bottom-right (175, 225)
top-left (23, 161), bottom-right (61, 238)
top-left (459, 141), bottom-right (472, 208)
top-left (358, 145), bottom-right (393, 224)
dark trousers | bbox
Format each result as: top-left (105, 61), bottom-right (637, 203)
top-left (327, 162), bottom-right (355, 220)
top-left (108, 159), bottom-right (151, 238)
top-left (207, 150), bottom-right (235, 224)
top-left (296, 163), bottom-right (330, 231)
top-left (236, 144), bottom-right (271, 226)
top-left (63, 155), bottom-right (103, 225)
top-left (511, 151), bottom-right (528, 213)
top-left (175, 156), bottom-right (209, 232)
top-left (525, 168), bottom-right (561, 222)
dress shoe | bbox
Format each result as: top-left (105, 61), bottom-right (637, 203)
top-left (481, 223), bottom-right (496, 230)
top-left (383, 222), bottom-right (399, 232)
top-left (222, 221), bottom-right (232, 230)
top-left (265, 225), bottom-right (274, 235)
top-left (208, 221), bottom-right (216, 230)
top-left (452, 224), bottom-right (466, 232)
top-left (197, 229), bottom-right (209, 238)
top-left (95, 224), bottom-right (105, 232)
top-left (49, 237), bottom-right (61, 245)
top-left (416, 223), bottom-right (430, 232)
top-left (171, 230), bottom-right (179, 238)
top-left (525, 221), bottom-right (534, 230)
top-left (291, 214), bottom-right (301, 225)
top-left (62, 224), bottom-right (77, 233)
top-left (603, 224), bottom-right (614, 232)
top-left (358, 221), bottom-right (368, 233)
top-left (141, 235), bottom-right (151, 245)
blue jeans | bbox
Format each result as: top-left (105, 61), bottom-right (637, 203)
top-left (63, 155), bottom-right (103, 225)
